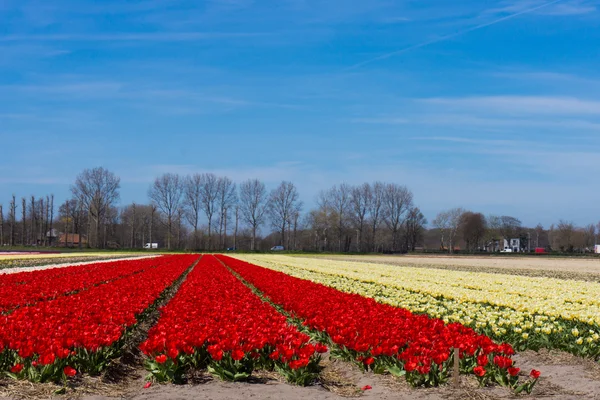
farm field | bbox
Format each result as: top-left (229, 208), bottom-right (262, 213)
top-left (295, 254), bottom-right (600, 279)
top-left (0, 252), bottom-right (146, 272)
top-left (1, 254), bottom-right (599, 399)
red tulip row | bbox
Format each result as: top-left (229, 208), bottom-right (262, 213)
top-left (0, 254), bottom-right (199, 382)
top-left (140, 255), bottom-right (326, 385)
top-left (217, 255), bottom-right (540, 392)
top-left (0, 256), bottom-right (168, 313)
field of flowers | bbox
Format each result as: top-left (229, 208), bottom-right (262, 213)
top-left (0, 254), bottom-right (199, 382)
top-left (1, 253), bottom-right (545, 396)
top-left (0, 253), bottom-right (141, 271)
top-left (141, 255), bottom-right (325, 385)
top-left (218, 255), bottom-right (539, 392)
top-left (231, 255), bottom-right (600, 360)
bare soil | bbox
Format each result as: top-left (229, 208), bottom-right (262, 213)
top-left (301, 255), bottom-right (600, 281)
top-left (2, 349), bottom-right (599, 400)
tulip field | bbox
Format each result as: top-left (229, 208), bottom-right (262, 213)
top-left (3, 252), bottom-right (600, 398)
top-left (232, 255), bottom-right (600, 360)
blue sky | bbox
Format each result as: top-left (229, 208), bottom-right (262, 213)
top-left (1, 0), bottom-right (599, 227)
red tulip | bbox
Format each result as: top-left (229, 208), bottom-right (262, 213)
top-left (315, 343), bottom-right (328, 353)
top-left (64, 366), bottom-right (77, 377)
top-left (10, 364), bottom-right (24, 374)
top-left (231, 349), bottom-right (245, 361)
top-left (530, 369), bottom-right (541, 379)
top-left (473, 366), bottom-right (486, 377)
top-left (155, 355), bottom-right (167, 364)
top-left (477, 354), bottom-right (489, 366)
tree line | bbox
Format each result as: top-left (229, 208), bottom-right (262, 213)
top-left (1, 167), bottom-right (599, 253)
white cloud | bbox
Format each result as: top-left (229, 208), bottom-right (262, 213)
top-left (421, 96), bottom-right (600, 115)
top-left (487, 0), bottom-right (597, 17)
top-left (0, 32), bottom-right (268, 42)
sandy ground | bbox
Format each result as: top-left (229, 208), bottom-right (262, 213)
top-left (0, 252), bottom-right (143, 260)
top-left (299, 254), bottom-right (600, 278)
top-left (2, 349), bottom-right (598, 400)
top-left (0, 255), bottom-right (159, 275)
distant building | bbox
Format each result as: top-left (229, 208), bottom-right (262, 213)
top-left (58, 233), bottom-right (88, 247)
top-left (503, 238), bottom-right (522, 252)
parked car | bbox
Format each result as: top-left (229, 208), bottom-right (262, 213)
top-left (500, 247), bottom-right (513, 253)
top-left (226, 247), bottom-right (236, 251)
top-left (144, 243), bottom-right (158, 249)
top-left (270, 246), bottom-right (285, 251)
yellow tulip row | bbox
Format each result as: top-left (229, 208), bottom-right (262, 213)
top-left (235, 255), bottom-right (600, 326)
top-left (232, 255), bottom-right (600, 355)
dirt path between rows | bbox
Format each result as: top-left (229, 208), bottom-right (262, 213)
top-left (2, 349), bottom-right (598, 399)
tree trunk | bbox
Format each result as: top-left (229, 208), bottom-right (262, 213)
top-left (45, 196), bottom-right (50, 247)
top-left (10, 195), bottom-right (16, 247)
top-left (21, 198), bottom-right (26, 246)
top-left (30, 197), bottom-right (35, 245)
top-left (207, 215), bottom-right (212, 250)
top-left (149, 211), bottom-right (154, 250)
top-left (49, 195), bottom-right (54, 246)
top-left (293, 213), bottom-right (298, 251)
top-left (65, 201), bottom-right (70, 248)
top-left (234, 207), bottom-right (238, 250)
top-left (223, 208), bottom-right (228, 249)
top-left (167, 215), bottom-right (172, 250)
top-left (131, 204), bottom-right (136, 249)
top-left (78, 201), bottom-right (83, 249)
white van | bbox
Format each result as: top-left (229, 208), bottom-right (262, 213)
top-left (144, 243), bottom-right (158, 249)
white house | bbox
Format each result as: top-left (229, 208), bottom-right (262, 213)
top-left (503, 238), bottom-right (522, 252)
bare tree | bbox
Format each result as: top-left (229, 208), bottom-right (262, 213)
top-left (583, 224), bottom-right (596, 251)
top-left (9, 195), bottom-right (16, 247)
top-left (130, 203), bottom-right (137, 248)
top-left (39, 198), bottom-right (45, 246)
top-left (217, 176), bottom-right (237, 249)
top-left (45, 195), bottom-right (50, 246)
top-left (383, 183), bottom-right (413, 252)
top-left (268, 181), bottom-right (301, 248)
top-left (327, 184), bottom-right (351, 252)
top-left (71, 167), bottom-right (121, 248)
top-left (183, 174), bottom-right (203, 249)
top-left (553, 220), bottom-right (575, 252)
top-left (404, 207), bottom-right (427, 251)
top-left (497, 216), bottom-right (522, 246)
top-left (233, 205), bottom-right (239, 250)
top-left (28, 197), bottom-right (35, 245)
top-left (368, 182), bottom-right (385, 252)
top-left (350, 183), bottom-right (371, 252)
top-left (148, 173), bottom-right (183, 250)
top-left (239, 179), bottom-right (269, 251)
top-left (433, 207), bottom-right (464, 253)
top-left (200, 173), bottom-right (219, 250)
top-left (21, 197), bottom-right (26, 246)
top-left (460, 212), bottom-right (487, 252)
top-left (49, 194), bottom-right (54, 246)
top-left (149, 204), bottom-right (157, 249)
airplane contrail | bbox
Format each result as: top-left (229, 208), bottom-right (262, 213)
top-left (345, 0), bottom-right (564, 70)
